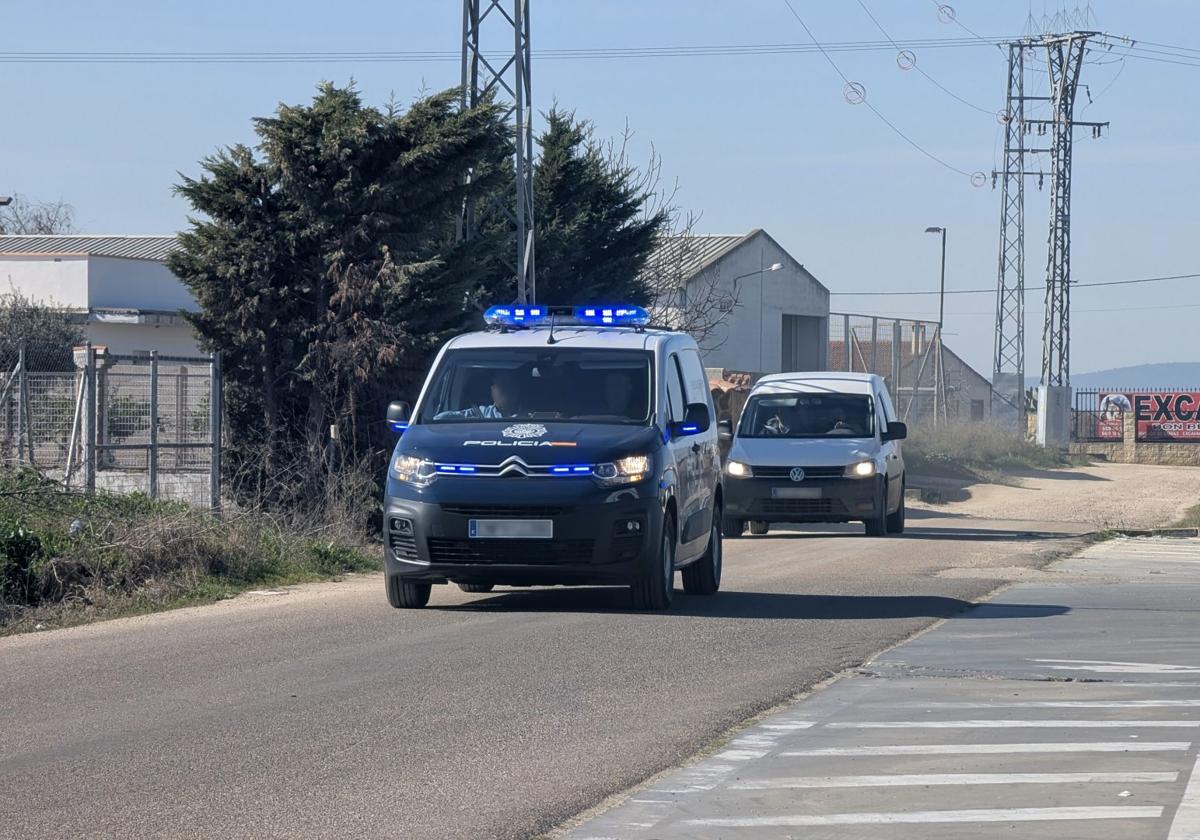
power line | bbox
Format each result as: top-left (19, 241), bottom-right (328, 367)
top-left (854, 0), bottom-right (998, 116)
top-left (829, 271), bottom-right (1200, 296)
top-left (0, 37), bottom-right (1016, 64)
top-left (779, 0), bottom-right (982, 183)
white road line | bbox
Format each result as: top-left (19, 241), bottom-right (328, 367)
top-left (730, 771), bottom-right (1178, 790)
top-left (1032, 659), bottom-right (1200, 674)
top-left (683, 806), bottom-right (1164, 827)
top-left (890, 700), bottom-right (1200, 709)
top-left (827, 719), bottom-right (1200, 729)
top-left (781, 741), bottom-right (1191, 757)
top-left (1169, 756), bottom-right (1200, 840)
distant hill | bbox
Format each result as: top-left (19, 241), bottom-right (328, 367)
top-left (1027, 363), bottom-right (1200, 390)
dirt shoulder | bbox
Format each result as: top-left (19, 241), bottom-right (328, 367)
top-left (910, 462), bottom-right (1200, 531)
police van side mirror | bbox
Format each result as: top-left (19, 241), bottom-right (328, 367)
top-left (717, 419), bottom-right (733, 442)
top-left (387, 401), bottom-right (412, 434)
top-left (673, 403), bottom-right (711, 437)
top-left (882, 421), bottom-right (907, 442)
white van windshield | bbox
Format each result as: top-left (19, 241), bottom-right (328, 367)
top-left (738, 393), bottom-right (875, 439)
top-left (418, 349), bottom-right (654, 424)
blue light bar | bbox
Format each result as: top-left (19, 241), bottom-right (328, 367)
top-left (389, 421), bottom-right (409, 434)
top-left (435, 463), bottom-right (478, 474)
top-left (574, 305), bottom-right (650, 327)
top-left (484, 305), bottom-right (550, 327)
top-left (550, 464), bottom-right (595, 476)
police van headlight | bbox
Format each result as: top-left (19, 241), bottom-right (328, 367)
top-left (595, 454), bottom-right (650, 486)
top-left (393, 455), bottom-right (437, 486)
top-left (844, 460), bottom-right (877, 479)
top-left (726, 460), bottom-right (752, 478)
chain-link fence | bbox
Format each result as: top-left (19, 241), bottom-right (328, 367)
top-left (828, 312), bottom-right (953, 425)
top-left (0, 341), bottom-right (221, 509)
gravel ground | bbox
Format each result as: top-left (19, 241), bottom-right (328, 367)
top-left (911, 462), bottom-right (1200, 531)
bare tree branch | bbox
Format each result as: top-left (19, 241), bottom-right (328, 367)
top-left (0, 195), bottom-right (76, 235)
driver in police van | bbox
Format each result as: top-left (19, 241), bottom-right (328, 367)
top-left (434, 369), bottom-right (528, 420)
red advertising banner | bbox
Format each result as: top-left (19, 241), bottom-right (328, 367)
top-left (1098, 391), bottom-right (1200, 441)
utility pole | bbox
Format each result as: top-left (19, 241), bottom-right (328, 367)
top-left (460, 0), bottom-right (536, 304)
top-left (991, 42), bottom-right (1028, 428)
top-left (992, 32), bottom-right (1108, 427)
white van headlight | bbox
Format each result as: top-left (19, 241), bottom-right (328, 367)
top-left (845, 460), bottom-right (877, 479)
top-left (393, 455), bottom-right (437, 486)
top-left (726, 460), bottom-right (752, 478)
top-left (595, 454), bottom-right (650, 486)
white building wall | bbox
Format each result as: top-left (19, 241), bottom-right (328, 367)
top-left (693, 231), bottom-right (829, 374)
top-left (87, 322), bottom-right (203, 357)
top-left (0, 255), bottom-right (89, 308)
top-left (87, 256), bottom-right (195, 311)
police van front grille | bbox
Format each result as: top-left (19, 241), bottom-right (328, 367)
top-left (753, 498), bottom-right (843, 516)
top-left (754, 465), bottom-right (844, 480)
top-left (427, 538), bottom-right (595, 565)
top-left (441, 503), bottom-right (571, 518)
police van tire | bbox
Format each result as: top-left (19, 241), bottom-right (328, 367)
top-left (457, 583), bottom-right (495, 593)
top-left (631, 515), bottom-right (675, 611)
top-left (749, 520), bottom-right (769, 536)
top-left (721, 515), bottom-right (745, 538)
top-left (683, 517), bottom-right (722, 595)
top-left (387, 574), bottom-right (432, 608)
top-left (864, 478), bottom-right (889, 537)
top-left (886, 481), bottom-right (906, 534)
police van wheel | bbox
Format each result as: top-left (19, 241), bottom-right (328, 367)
top-left (721, 515), bottom-right (745, 538)
top-left (683, 517), bottom-right (722, 596)
top-left (631, 515), bottom-right (675, 611)
top-left (864, 479), bottom-right (889, 537)
top-left (387, 574), bottom-right (432, 608)
top-left (749, 520), bottom-right (769, 536)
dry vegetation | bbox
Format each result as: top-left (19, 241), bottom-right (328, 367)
top-left (0, 468), bottom-right (380, 635)
top-left (902, 420), bottom-right (1075, 479)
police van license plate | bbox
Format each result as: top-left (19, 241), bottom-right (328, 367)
top-left (469, 519), bottom-right (554, 539)
top-left (771, 487), bottom-right (822, 500)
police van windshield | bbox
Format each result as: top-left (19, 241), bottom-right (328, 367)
top-left (419, 349), bottom-right (654, 425)
top-left (738, 393), bottom-right (875, 439)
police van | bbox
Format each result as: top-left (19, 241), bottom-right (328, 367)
top-left (382, 305), bottom-right (723, 610)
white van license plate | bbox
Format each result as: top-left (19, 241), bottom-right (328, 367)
top-left (469, 519), bottom-right (553, 539)
top-left (771, 487), bottom-right (822, 500)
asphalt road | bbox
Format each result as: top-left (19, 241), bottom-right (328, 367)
top-left (0, 507), bottom-right (1096, 840)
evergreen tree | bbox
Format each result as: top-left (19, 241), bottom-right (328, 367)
top-left (530, 108), bottom-right (667, 304)
top-left (169, 84), bottom-right (511, 507)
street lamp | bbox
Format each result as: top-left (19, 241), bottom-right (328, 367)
top-left (925, 226), bottom-right (947, 423)
top-left (731, 262), bottom-right (783, 373)
top-left (0, 197), bottom-right (12, 207)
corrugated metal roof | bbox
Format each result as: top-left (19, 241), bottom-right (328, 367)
top-left (642, 232), bottom-right (753, 283)
top-left (0, 235), bottom-right (178, 261)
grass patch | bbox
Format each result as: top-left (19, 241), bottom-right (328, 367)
top-left (0, 468), bottom-right (380, 636)
top-left (904, 421), bottom-right (1077, 480)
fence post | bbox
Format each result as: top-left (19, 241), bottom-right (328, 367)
top-left (842, 314), bottom-right (851, 371)
top-left (891, 321), bottom-right (901, 390)
top-left (870, 317), bottom-right (878, 374)
top-left (149, 351), bottom-right (159, 499)
top-left (16, 342), bottom-right (27, 464)
top-left (84, 344), bottom-right (96, 493)
top-left (209, 352), bottom-right (222, 514)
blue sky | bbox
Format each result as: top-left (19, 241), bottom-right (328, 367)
top-left (4, 1), bottom-right (1198, 376)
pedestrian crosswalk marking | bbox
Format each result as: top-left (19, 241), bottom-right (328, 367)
top-left (730, 771), bottom-right (1178, 789)
top-left (827, 719), bottom-right (1200, 729)
top-left (683, 806), bottom-right (1164, 827)
top-left (781, 741), bottom-right (1191, 756)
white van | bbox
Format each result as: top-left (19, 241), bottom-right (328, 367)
top-left (720, 372), bottom-right (907, 537)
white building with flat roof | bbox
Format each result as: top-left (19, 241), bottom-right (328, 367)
top-left (0, 235), bottom-right (200, 356)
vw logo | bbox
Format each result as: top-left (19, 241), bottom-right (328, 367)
top-left (502, 423), bottom-right (547, 440)
top-left (789, 467), bottom-right (806, 483)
